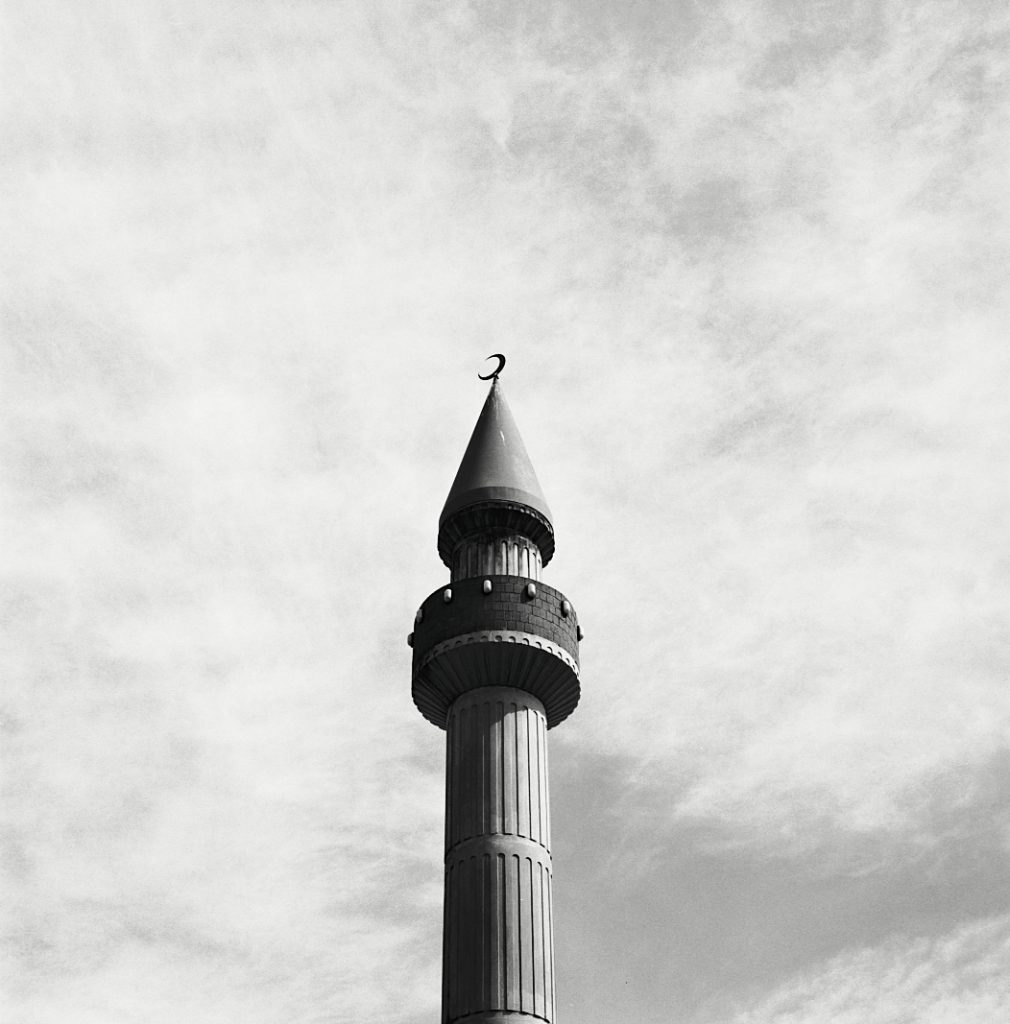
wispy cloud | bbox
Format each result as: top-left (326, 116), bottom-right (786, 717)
top-left (3, 0), bottom-right (1009, 1021)
top-left (727, 913), bottom-right (1010, 1024)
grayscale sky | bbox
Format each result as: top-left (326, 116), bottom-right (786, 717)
top-left (4, 2), bottom-right (1010, 1022)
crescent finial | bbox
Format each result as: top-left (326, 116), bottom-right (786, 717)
top-left (478, 353), bottom-right (506, 381)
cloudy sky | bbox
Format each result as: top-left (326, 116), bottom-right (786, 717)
top-left (4, 1), bottom-right (1010, 1021)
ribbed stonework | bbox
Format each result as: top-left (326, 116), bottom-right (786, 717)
top-left (450, 535), bottom-right (543, 582)
top-left (442, 688), bottom-right (555, 1024)
top-left (411, 376), bottom-right (580, 1024)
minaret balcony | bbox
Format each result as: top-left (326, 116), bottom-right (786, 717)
top-left (410, 576), bottom-right (581, 730)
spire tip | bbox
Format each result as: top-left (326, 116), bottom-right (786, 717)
top-left (477, 353), bottom-right (506, 381)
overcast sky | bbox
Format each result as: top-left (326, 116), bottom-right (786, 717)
top-left (4, 1), bottom-right (1010, 1022)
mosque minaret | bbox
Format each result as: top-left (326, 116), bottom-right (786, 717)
top-left (409, 360), bottom-right (582, 1024)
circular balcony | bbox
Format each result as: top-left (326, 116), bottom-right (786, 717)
top-left (410, 576), bottom-right (581, 729)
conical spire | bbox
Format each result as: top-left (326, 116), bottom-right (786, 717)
top-left (440, 379), bottom-right (552, 526)
top-left (437, 379), bottom-right (555, 568)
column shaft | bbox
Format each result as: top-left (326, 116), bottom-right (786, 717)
top-left (443, 687), bottom-right (555, 1024)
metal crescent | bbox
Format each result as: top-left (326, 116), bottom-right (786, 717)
top-left (478, 353), bottom-right (506, 380)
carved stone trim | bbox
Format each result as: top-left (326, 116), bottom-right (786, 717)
top-left (438, 500), bottom-right (555, 567)
top-left (419, 630), bottom-right (580, 678)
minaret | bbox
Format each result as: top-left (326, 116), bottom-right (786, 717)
top-left (409, 366), bottom-right (581, 1024)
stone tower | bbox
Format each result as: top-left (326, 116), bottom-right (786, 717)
top-left (409, 373), bottom-right (581, 1024)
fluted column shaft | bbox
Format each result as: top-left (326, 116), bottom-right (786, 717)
top-left (442, 687), bottom-right (555, 1024)
top-left (450, 536), bottom-right (543, 582)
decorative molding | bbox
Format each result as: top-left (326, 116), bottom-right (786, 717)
top-left (438, 499), bottom-right (555, 568)
top-left (420, 630), bottom-right (580, 679)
